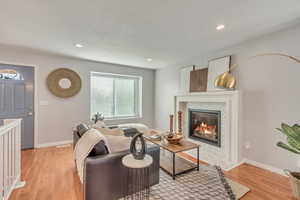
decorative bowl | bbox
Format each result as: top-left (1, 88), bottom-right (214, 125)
top-left (165, 134), bottom-right (183, 144)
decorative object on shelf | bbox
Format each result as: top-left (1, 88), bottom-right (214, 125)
top-left (130, 133), bottom-right (147, 160)
top-left (46, 68), bottom-right (81, 98)
top-left (91, 112), bottom-right (104, 124)
top-left (148, 134), bottom-right (162, 141)
top-left (276, 123), bottom-right (300, 200)
top-left (167, 132), bottom-right (174, 139)
top-left (165, 112), bottom-right (184, 144)
top-left (165, 134), bottom-right (183, 144)
top-left (169, 114), bottom-right (174, 135)
top-left (215, 53), bottom-right (300, 90)
top-left (207, 56), bottom-right (231, 91)
top-left (178, 111), bottom-right (183, 134)
top-left (190, 65), bottom-right (208, 92)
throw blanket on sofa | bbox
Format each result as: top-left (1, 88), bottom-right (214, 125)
top-left (74, 128), bottom-right (132, 183)
top-left (74, 128), bottom-right (111, 183)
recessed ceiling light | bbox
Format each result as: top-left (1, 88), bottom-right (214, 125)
top-left (216, 24), bottom-right (225, 30)
top-left (147, 58), bottom-right (153, 62)
top-left (75, 43), bottom-right (83, 48)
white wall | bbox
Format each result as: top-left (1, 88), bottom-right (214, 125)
top-left (155, 25), bottom-right (300, 171)
top-left (0, 44), bottom-right (155, 147)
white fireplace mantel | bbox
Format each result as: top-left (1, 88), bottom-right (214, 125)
top-left (174, 91), bottom-right (241, 170)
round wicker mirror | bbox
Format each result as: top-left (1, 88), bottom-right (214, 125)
top-left (47, 68), bottom-right (81, 98)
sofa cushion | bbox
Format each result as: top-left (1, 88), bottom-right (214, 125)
top-left (121, 127), bottom-right (139, 137)
top-left (76, 123), bottom-right (90, 137)
top-left (88, 140), bottom-right (109, 157)
top-left (95, 127), bottom-right (124, 136)
top-left (87, 128), bottom-right (129, 157)
top-left (108, 126), bottom-right (139, 137)
top-left (74, 126), bottom-right (110, 157)
top-left (118, 123), bottom-right (149, 134)
top-left (105, 134), bottom-right (131, 153)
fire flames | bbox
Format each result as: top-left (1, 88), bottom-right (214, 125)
top-left (194, 122), bottom-right (216, 135)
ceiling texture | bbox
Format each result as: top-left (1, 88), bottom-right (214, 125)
top-left (1, 0), bottom-right (300, 69)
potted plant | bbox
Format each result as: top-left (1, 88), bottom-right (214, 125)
top-left (91, 112), bottom-right (104, 124)
top-left (277, 123), bottom-right (300, 199)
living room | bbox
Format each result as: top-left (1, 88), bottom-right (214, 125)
top-left (1, 1), bottom-right (300, 200)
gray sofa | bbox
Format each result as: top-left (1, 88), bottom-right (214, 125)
top-left (73, 129), bottom-right (160, 200)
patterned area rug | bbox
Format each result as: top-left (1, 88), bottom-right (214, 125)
top-left (150, 166), bottom-right (249, 200)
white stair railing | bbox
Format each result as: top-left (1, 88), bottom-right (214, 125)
top-left (0, 119), bottom-right (25, 200)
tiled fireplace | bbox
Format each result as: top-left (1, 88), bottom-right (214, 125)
top-left (174, 91), bottom-right (241, 170)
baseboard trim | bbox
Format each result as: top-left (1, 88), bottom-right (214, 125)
top-left (37, 140), bottom-right (73, 148)
top-left (15, 181), bottom-right (26, 189)
top-left (182, 151), bottom-right (286, 177)
top-left (243, 158), bottom-right (287, 177)
top-left (224, 161), bottom-right (245, 171)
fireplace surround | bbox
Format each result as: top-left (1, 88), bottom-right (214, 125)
top-left (174, 91), bottom-right (240, 170)
top-left (188, 109), bottom-right (221, 147)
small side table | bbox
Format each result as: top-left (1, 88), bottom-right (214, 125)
top-left (122, 154), bottom-right (153, 200)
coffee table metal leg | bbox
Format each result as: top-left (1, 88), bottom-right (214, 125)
top-left (197, 147), bottom-right (200, 171)
top-left (172, 152), bottom-right (175, 180)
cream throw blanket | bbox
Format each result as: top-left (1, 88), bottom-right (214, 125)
top-left (74, 128), bottom-right (131, 183)
top-left (74, 128), bottom-right (111, 183)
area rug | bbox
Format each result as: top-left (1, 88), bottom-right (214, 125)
top-left (150, 166), bottom-right (250, 200)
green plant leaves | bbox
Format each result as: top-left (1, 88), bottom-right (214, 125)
top-left (277, 142), bottom-right (300, 154)
top-left (287, 137), bottom-right (300, 152)
top-left (281, 123), bottom-right (300, 141)
top-left (293, 124), bottom-right (300, 133)
top-left (276, 123), bottom-right (300, 154)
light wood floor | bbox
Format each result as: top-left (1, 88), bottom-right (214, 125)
top-left (10, 146), bottom-right (294, 200)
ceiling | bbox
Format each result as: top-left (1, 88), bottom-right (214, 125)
top-left (1, 0), bottom-right (300, 69)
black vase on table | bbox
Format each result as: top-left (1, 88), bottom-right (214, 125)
top-left (130, 133), bottom-right (147, 160)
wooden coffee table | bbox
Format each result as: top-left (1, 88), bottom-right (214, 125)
top-left (145, 134), bottom-right (200, 180)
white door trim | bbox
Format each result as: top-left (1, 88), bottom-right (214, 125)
top-left (0, 60), bottom-right (39, 148)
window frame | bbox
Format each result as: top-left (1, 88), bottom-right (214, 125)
top-left (90, 72), bottom-right (142, 120)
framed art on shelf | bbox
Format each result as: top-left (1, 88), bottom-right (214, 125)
top-left (207, 56), bottom-right (231, 91)
top-left (180, 65), bottom-right (208, 94)
top-left (189, 67), bottom-right (208, 92)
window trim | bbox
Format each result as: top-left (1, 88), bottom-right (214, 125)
top-left (90, 72), bottom-right (143, 120)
